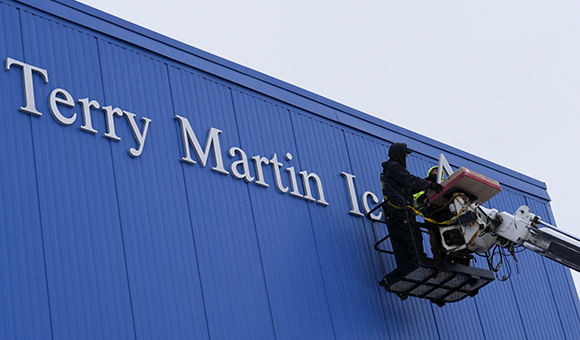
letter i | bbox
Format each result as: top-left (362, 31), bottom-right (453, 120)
top-left (285, 153), bottom-right (302, 198)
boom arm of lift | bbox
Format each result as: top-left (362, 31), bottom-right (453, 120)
top-left (369, 154), bottom-right (580, 307)
top-left (434, 153), bottom-right (580, 273)
top-left (478, 205), bottom-right (580, 273)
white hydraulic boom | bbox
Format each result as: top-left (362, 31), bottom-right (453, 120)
top-left (440, 196), bottom-right (580, 273)
top-left (429, 154), bottom-right (580, 273)
top-left (367, 154), bottom-right (580, 307)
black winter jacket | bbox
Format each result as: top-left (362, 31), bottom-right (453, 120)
top-left (381, 143), bottom-right (432, 206)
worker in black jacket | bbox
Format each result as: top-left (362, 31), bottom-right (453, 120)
top-left (381, 143), bottom-right (443, 266)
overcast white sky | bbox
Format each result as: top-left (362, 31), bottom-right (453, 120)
top-left (78, 0), bottom-right (580, 294)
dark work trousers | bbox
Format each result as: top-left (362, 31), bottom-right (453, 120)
top-left (384, 206), bottom-right (425, 266)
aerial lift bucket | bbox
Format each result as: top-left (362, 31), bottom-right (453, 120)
top-left (367, 199), bottom-right (495, 307)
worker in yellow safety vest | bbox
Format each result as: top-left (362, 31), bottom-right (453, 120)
top-left (414, 166), bottom-right (443, 260)
top-left (413, 166), bottom-right (439, 208)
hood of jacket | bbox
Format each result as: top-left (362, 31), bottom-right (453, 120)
top-left (388, 143), bottom-right (408, 168)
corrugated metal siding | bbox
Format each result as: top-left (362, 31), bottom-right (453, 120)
top-left (168, 66), bottom-right (275, 340)
top-left (343, 132), bottom-right (441, 340)
top-left (473, 192), bottom-right (529, 340)
top-left (231, 89), bottom-right (335, 339)
top-left (473, 281), bottom-right (528, 340)
top-left (1, 1), bottom-right (580, 339)
top-left (97, 42), bottom-right (209, 339)
top-left (499, 191), bottom-right (567, 340)
top-left (526, 197), bottom-right (580, 339)
top-left (437, 191), bottom-right (525, 340)
top-left (290, 111), bottom-right (388, 339)
top-left (18, 10), bottom-right (135, 339)
top-left (0, 3), bottom-right (52, 340)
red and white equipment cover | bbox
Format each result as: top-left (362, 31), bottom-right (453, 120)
top-left (428, 167), bottom-right (501, 206)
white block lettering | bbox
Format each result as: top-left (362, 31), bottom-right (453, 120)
top-left (362, 191), bottom-right (382, 220)
top-left (100, 106), bottom-right (124, 141)
top-left (251, 155), bottom-right (269, 188)
top-left (49, 88), bottom-right (76, 126)
top-left (77, 98), bottom-right (100, 134)
top-left (123, 110), bottom-right (151, 158)
top-left (270, 153), bottom-right (288, 194)
top-left (228, 147), bottom-right (254, 182)
top-left (5, 57), bottom-right (49, 116)
top-left (174, 115), bottom-right (229, 175)
top-left (299, 170), bottom-right (328, 206)
top-left (285, 153), bottom-right (302, 198)
top-left (340, 172), bottom-right (363, 216)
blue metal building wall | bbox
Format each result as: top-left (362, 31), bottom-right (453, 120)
top-left (0, 4), bottom-right (52, 339)
top-left (1, 0), bottom-right (579, 339)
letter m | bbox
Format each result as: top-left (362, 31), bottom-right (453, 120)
top-left (174, 115), bottom-right (229, 175)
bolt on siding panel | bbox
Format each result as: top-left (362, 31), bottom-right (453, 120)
top-left (510, 254), bottom-right (568, 339)
top-left (431, 300), bottom-right (487, 340)
top-left (526, 197), bottom-right (580, 339)
top-left (471, 193), bottom-right (529, 340)
top-left (168, 66), bottom-right (276, 340)
top-left (472, 283), bottom-right (528, 340)
top-left (96, 41), bottom-right (210, 339)
top-left (290, 111), bottom-right (390, 339)
top-left (231, 89), bottom-right (336, 339)
top-left (0, 3), bottom-right (52, 340)
top-left (342, 131), bottom-right (441, 340)
top-left (17, 10), bottom-right (135, 340)
top-left (489, 190), bottom-right (568, 340)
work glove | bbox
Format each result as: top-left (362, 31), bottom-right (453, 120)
top-left (417, 193), bottom-right (429, 206)
top-left (430, 182), bottom-right (444, 193)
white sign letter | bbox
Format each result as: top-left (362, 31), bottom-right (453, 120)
top-left (174, 115), bottom-right (229, 175)
top-left (49, 88), bottom-right (76, 126)
top-left (299, 170), bottom-right (329, 206)
top-left (77, 98), bottom-right (100, 134)
top-left (285, 153), bottom-right (302, 198)
top-left (340, 172), bottom-right (363, 216)
top-left (123, 110), bottom-right (151, 158)
top-left (100, 106), bottom-right (124, 141)
top-left (362, 191), bottom-right (382, 220)
top-left (228, 147), bottom-right (254, 182)
top-left (251, 155), bottom-right (269, 188)
top-left (5, 57), bottom-right (49, 116)
top-left (270, 153), bottom-right (288, 194)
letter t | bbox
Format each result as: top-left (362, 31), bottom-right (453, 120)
top-left (5, 57), bottom-right (49, 117)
